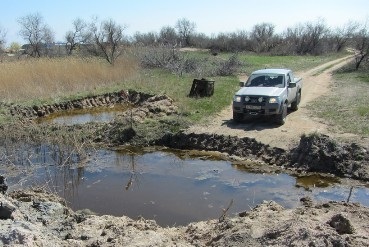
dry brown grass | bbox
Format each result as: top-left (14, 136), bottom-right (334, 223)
top-left (0, 55), bottom-right (139, 104)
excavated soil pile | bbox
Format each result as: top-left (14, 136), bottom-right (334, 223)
top-left (155, 132), bottom-right (369, 181)
top-left (155, 132), bottom-right (288, 164)
top-left (289, 134), bottom-right (369, 181)
top-left (1, 189), bottom-right (369, 246)
top-left (7, 90), bottom-right (156, 118)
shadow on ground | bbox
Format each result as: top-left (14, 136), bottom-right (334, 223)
top-left (222, 115), bottom-right (289, 132)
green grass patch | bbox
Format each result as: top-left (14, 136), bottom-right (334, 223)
top-left (239, 52), bottom-right (347, 74)
top-left (119, 69), bottom-right (239, 123)
top-left (356, 74), bottom-right (369, 83)
top-left (308, 70), bottom-right (369, 136)
top-left (357, 106), bottom-right (369, 117)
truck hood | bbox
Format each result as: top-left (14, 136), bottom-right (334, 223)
top-left (235, 87), bottom-right (285, 97)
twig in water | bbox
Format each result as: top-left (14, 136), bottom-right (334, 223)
top-left (347, 186), bottom-right (354, 203)
top-left (219, 199), bottom-right (234, 222)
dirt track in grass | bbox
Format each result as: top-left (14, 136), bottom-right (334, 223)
top-left (186, 55), bottom-right (358, 150)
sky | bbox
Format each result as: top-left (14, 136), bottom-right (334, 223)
top-left (1, 0), bottom-right (368, 45)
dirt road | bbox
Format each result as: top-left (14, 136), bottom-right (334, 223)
top-left (186, 56), bottom-right (355, 150)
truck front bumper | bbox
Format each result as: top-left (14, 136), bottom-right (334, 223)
top-left (233, 101), bottom-right (281, 117)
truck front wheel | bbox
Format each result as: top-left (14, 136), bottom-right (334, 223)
top-left (275, 103), bottom-right (287, 125)
top-left (233, 112), bottom-right (243, 122)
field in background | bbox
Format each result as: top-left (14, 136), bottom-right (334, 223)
top-left (2, 50), bottom-right (361, 128)
top-left (0, 55), bottom-right (139, 104)
top-left (0, 51), bottom-right (346, 104)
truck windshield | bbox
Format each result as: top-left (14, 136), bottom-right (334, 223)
top-left (245, 74), bottom-right (285, 88)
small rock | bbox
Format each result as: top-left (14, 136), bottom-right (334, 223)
top-left (300, 196), bottom-right (313, 207)
top-left (328, 213), bottom-right (355, 234)
top-left (0, 201), bottom-right (15, 220)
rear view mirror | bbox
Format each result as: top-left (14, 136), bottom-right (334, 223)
top-left (239, 81), bottom-right (245, 87)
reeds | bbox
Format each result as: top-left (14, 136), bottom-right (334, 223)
top-left (0, 55), bottom-right (139, 103)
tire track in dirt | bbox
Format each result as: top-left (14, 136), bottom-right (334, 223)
top-left (186, 55), bottom-right (354, 150)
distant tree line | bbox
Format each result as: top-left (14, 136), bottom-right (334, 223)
top-left (0, 13), bottom-right (368, 69)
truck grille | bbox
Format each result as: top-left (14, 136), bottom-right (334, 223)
top-left (248, 96), bottom-right (266, 103)
top-left (244, 96), bottom-right (266, 106)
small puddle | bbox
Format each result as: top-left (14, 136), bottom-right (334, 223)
top-left (3, 145), bottom-right (369, 226)
top-left (36, 104), bottom-right (131, 125)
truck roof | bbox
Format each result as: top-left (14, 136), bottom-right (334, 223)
top-left (252, 68), bottom-right (291, 75)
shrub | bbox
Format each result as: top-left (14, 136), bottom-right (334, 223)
top-left (215, 54), bottom-right (242, 76)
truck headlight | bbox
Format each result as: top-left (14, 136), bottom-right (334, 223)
top-left (234, 96), bottom-right (242, 102)
top-left (269, 97), bottom-right (279, 103)
top-left (245, 96), bottom-right (250, 102)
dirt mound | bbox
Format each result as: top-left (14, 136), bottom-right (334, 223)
top-left (1, 189), bottom-right (369, 246)
top-left (155, 132), bottom-right (369, 181)
top-left (7, 90), bottom-right (156, 118)
top-left (289, 134), bottom-right (369, 181)
top-left (155, 132), bottom-right (287, 162)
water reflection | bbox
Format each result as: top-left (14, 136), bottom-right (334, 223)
top-left (1, 145), bottom-right (369, 227)
top-left (295, 174), bottom-right (341, 189)
top-left (36, 104), bottom-right (131, 125)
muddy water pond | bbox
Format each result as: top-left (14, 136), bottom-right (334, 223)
top-left (3, 146), bottom-right (369, 227)
top-left (36, 104), bottom-right (131, 125)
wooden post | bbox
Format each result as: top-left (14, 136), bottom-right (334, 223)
top-left (189, 78), bottom-right (215, 97)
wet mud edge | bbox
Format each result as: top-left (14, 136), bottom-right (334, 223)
top-left (153, 132), bottom-right (369, 182)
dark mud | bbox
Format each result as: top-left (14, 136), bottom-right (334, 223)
top-left (154, 132), bottom-right (369, 182)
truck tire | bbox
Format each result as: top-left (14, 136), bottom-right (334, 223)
top-left (290, 90), bottom-right (301, 111)
top-left (233, 112), bottom-right (243, 122)
top-left (275, 103), bottom-right (287, 125)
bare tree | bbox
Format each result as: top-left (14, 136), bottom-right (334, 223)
top-left (133, 31), bottom-right (157, 46)
top-left (284, 20), bottom-right (329, 55)
top-left (89, 18), bottom-right (126, 65)
top-left (250, 23), bottom-right (277, 53)
top-left (65, 18), bottom-right (89, 55)
top-left (8, 42), bottom-right (21, 54)
top-left (0, 25), bottom-right (6, 53)
top-left (175, 18), bottom-right (196, 47)
top-left (191, 32), bottom-right (211, 49)
top-left (209, 31), bottom-right (250, 52)
top-left (158, 26), bottom-right (178, 46)
top-left (332, 21), bottom-right (359, 52)
top-left (352, 25), bottom-right (369, 70)
top-left (18, 13), bottom-right (54, 57)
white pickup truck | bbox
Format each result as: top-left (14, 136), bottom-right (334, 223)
top-left (233, 68), bottom-right (302, 125)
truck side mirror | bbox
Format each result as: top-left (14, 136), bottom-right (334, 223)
top-left (239, 81), bottom-right (245, 87)
top-left (288, 82), bottom-right (296, 88)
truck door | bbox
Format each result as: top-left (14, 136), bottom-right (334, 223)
top-left (287, 72), bottom-right (297, 103)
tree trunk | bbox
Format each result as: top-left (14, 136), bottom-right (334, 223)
top-left (189, 78), bottom-right (215, 97)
